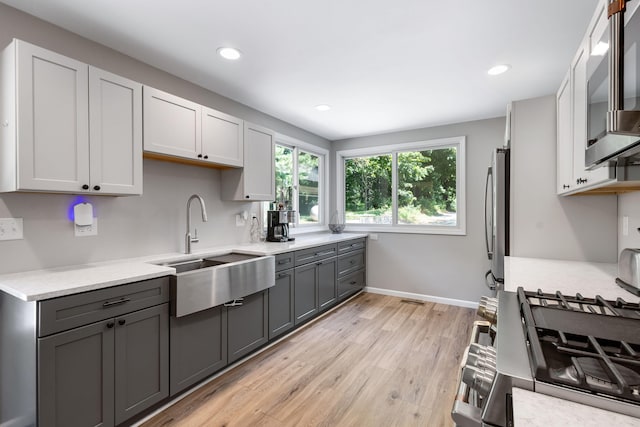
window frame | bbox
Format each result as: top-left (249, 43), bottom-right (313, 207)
top-left (268, 133), bottom-right (329, 234)
top-left (336, 136), bottom-right (466, 235)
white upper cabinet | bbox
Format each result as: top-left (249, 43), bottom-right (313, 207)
top-left (556, 0), bottom-right (615, 195)
top-left (143, 87), bottom-right (243, 167)
top-left (201, 107), bottom-right (243, 167)
top-left (89, 67), bottom-right (142, 195)
top-left (0, 39), bottom-right (142, 195)
top-left (221, 122), bottom-right (275, 201)
top-left (556, 72), bottom-right (573, 194)
top-left (143, 87), bottom-right (201, 159)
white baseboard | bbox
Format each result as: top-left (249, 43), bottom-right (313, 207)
top-left (364, 286), bottom-right (479, 309)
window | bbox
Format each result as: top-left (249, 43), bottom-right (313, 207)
top-left (336, 136), bottom-right (465, 234)
top-left (266, 135), bottom-right (328, 231)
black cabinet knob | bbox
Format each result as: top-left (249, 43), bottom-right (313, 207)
top-left (82, 184), bottom-right (89, 190)
top-left (197, 154), bottom-right (203, 158)
top-left (93, 185), bottom-right (101, 191)
top-left (106, 321), bottom-right (115, 329)
top-left (204, 155), bottom-right (209, 159)
top-left (245, 195), bottom-right (250, 199)
top-left (118, 319), bottom-right (126, 326)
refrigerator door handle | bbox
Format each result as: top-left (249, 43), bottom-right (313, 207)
top-left (484, 166), bottom-right (494, 260)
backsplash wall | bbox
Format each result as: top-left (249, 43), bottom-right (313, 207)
top-left (0, 159), bottom-right (257, 274)
top-left (618, 192), bottom-right (640, 255)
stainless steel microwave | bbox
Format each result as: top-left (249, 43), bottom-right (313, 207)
top-left (585, 0), bottom-right (640, 168)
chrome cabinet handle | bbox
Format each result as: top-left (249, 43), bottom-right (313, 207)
top-left (103, 298), bottom-right (131, 308)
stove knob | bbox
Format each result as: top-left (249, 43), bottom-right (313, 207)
top-left (462, 365), bottom-right (496, 398)
top-left (468, 343), bottom-right (496, 359)
top-left (466, 352), bottom-right (496, 370)
top-left (477, 296), bottom-right (498, 323)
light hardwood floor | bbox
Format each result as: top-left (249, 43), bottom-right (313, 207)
top-left (142, 292), bottom-right (475, 427)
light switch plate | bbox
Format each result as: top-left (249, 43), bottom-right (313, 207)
top-left (75, 217), bottom-right (98, 237)
top-left (0, 218), bottom-right (23, 241)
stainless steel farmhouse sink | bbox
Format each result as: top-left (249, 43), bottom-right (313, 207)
top-left (155, 253), bottom-right (275, 317)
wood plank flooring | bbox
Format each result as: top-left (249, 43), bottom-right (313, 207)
top-left (142, 293), bottom-right (475, 427)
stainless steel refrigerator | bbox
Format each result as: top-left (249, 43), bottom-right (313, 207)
top-left (484, 147), bottom-right (510, 294)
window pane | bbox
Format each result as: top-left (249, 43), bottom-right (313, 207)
top-left (298, 151), bottom-right (319, 224)
top-left (397, 148), bottom-right (457, 226)
top-left (275, 145), bottom-right (294, 207)
top-left (344, 154), bottom-right (392, 224)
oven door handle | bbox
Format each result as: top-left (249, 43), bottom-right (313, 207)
top-left (451, 320), bottom-right (492, 427)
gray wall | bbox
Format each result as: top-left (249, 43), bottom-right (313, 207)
top-left (510, 95), bottom-right (617, 262)
top-left (0, 3), bottom-right (329, 274)
top-left (332, 117), bottom-right (505, 304)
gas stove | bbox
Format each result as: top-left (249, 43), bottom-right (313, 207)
top-left (519, 288), bottom-right (640, 413)
top-left (452, 288), bottom-right (640, 427)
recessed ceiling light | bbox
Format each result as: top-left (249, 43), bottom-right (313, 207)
top-left (487, 64), bottom-right (511, 76)
top-left (217, 47), bottom-right (241, 60)
top-left (591, 41), bottom-right (609, 56)
top-left (315, 104), bottom-right (331, 112)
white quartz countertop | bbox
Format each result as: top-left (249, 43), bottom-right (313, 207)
top-left (0, 232), bottom-right (367, 302)
top-left (504, 256), bottom-right (639, 302)
top-left (512, 388), bottom-right (639, 426)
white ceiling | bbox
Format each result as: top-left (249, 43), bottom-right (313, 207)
top-left (1, 0), bottom-right (600, 141)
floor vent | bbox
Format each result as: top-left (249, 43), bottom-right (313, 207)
top-left (400, 299), bottom-right (425, 305)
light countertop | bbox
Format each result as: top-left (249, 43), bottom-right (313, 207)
top-left (0, 232), bottom-right (367, 302)
top-left (512, 388), bottom-right (639, 426)
top-left (504, 256), bottom-right (638, 302)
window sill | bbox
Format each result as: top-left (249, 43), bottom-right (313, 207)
top-left (343, 224), bottom-right (466, 236)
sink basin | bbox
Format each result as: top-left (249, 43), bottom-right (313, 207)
top-left (156, 253), bottom-right (275, 317)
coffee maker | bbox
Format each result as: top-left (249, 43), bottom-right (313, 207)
top-left (266, 210), bottom-right (295, 242)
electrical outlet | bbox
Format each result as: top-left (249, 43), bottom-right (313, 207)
top-left (235, 214), bottom-right (246, 227)
top-left (0, 218), bottom-right (23, 241)
top-left (75, 218), bottom-right (98, 237)
top-left (623, 216), bottom-right (629, 236)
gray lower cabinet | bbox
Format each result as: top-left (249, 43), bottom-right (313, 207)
top-left (318, 258), bottom-right (337, 311)
top-left (227, 290), bottom-right (269, 363)
top-left (38, 319), bottom-right (115, 427)
top-left (294, 262), bottom-right (319, 324)
top-left (294, 256), bottom-right (337, 325)
top-left (38, 303), bottom-right (169, 427)
top-left (269, 269), bottom-right (295, 339)
top-left (169, 305), bottom-right (227, 396)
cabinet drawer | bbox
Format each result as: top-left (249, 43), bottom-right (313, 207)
top-left (338, 269), bottom-right (366, 301)
top-left (275, 252), bottom-right (294, 272)
top-left (338, 250), bottom-right (365, 277)
top-left (294, 244), bottom-right (337, 266)
top-left (337, 238), bottom-right (366, 255)
top-left (38, 277), bottom-right (170, 337)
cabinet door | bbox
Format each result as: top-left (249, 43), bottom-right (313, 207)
top-left (318, 258), bottom-right (337, 312)
top-left (114, 304), bottom-right (169, 425)
top-left (16, 40), bottom-right (89, 192)
top-left (572, 42), bottom-right (589, 186)
top-left (269, 269), bottom-right (295, 339)
top-left (143, 86), bottom-right (201, 159)
top-left (243, 123), bottom-right (275, 200)
top-left (557, 72), bottom-right (574, 194)
top-left (227, 290), bottom-right (269, 363)
top-left (202, 106), bottom-right (243, 167)
top-left (294, 263), bottom-right (318, 325)
top-left (89, 67), bottom-right (142, 195)
top-left (38, 320), bottom-right (115, 427)
top-left (169, 305), bottom-right (227, 396)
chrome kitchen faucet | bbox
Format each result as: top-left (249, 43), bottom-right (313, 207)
top-left (185, 194), bottom-right (208, 254)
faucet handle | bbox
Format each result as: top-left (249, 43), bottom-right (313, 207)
top-left (191, 228), bottom-right (200, 243)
